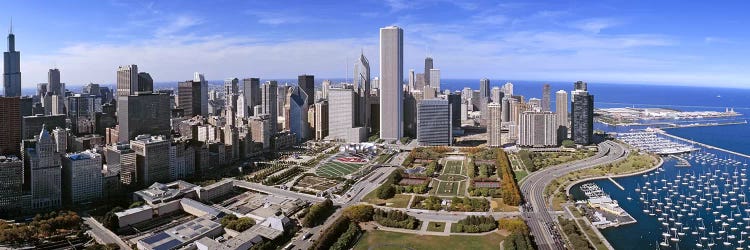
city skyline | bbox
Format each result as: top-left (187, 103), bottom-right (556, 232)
top-left (2, 1), bottom-right (750, 89)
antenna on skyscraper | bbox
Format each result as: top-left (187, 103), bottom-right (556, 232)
top-left (9, 17), bottom-right (12, 34)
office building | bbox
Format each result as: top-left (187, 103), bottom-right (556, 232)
top-left (518, 111), bottom-right (557, 147)
top-left (354, 52), bottom-right (371, 130)
top-left (313, 101), bottom-right (328, 140)
top-left (415, 73), bottom-right (425, 90)
top-left (321, 80), bottom-right (330, 100)
top-left (249, 114), bottom-right (271, 150)
top-left (117, 93), bottom-right (171, 143)
top-left (542, 84), bottom-right (551, 112)
top-left (556, 90), bottom-right (569, 142)
top-left (52, 127), bottom-right (68, 154)
top-left (48, 68), bottom-right (61, 95)
top-left (242, 78), bottom-right (261, 116)
top-left (169, 140), bottom-right (195, 180)
top-left (62, 150), bottom-right (102, 205)
top-left (3, 24), bottom-right (21, 97)
top-left (574, 80), bottom-right (587, 91)
top-left (0, 97), bottom-right (21, 156)
top-left (379, 26), bottom-right (404, 141)
top-left (447, 93), bottom-right (461, 128)
top-left (262, 81), bottom-right (278, 135)
top-left (27, 126), bottom-right (62, 210)
top-left (571, 87), bottom-right (594, 145)
top-left (480, 78), bottom-right (490, 100)
top-left (327, 86), bottom-right (366, 143)
top-left (67, 94), bottom-right (102, 135)
top-left (117, 64), bottom-right (139, 97)
top-left (502, 82), bottom-right (514, 96)
top-left (82, 83), bottom-right (100, 96)
top-left (106, 143), bottom-right (137, 185)
top-left (22, 114), bottom-right (67, 139)
top-left (487, 103), bottom-right (503, 147)
top-left (408, 69), bottom-right (415, 90)
top-left (491, 86), bottom-right (503, 104)
top-left (287, 86), bottom-right (309, 142)
top-left (298, 75), bottom-right (314, 106)
top-left (177, 80), bottom-right (203, 117)
top-left (131, 135), bottom-right (171, 186)
top-left (224, 78), bottom-right (239, 113)
top-left (0, 156), bottom-right (25, 211)
top-left (194, 72), bottom-right (209, 116)
top-left (403, 91), bottom-right (419, 138)
top-left (424, 57), bottom-right (433, 86)
top-left (137, 72), bottom-right (153, 93)
top-left (429, 68), bottom-right (440, 92)
top-left (416, 99), bottom-right (451, 146)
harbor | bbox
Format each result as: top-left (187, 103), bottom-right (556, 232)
top-left (576, 183), bottom-right (637, 229)
top-left (616, 131), bottom-right (697, 155)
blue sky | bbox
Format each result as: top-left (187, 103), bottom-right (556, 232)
top-left (3, 0), bottom-right (750, 88)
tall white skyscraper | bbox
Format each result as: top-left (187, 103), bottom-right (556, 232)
top-left (555, 90), bottom-right (569, 134)
top-left (429, 68), bottom-right (440, 93)
top-left (408, 69), bottom-right (415, 91)
top-left (502, 82), bottom-right (514, 96)
top-left (487, 103), bottom-right (503, 147)
top-left (379, 26), bottom-right (404, 141)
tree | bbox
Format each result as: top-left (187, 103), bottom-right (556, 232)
top-left (220, 214), bottom-right (238, 227)
top-left (342, 205), bottom-right (374, 222)
top-left (377, 185), bottom-right (396, 199)
top-left (102, 207), bottom-right (123, 230)
top-left (227, 217), bottom-right (255, 232)
top-left (562, 139), bottom-right (575, 148)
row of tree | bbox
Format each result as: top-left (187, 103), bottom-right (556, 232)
top-left (558, 217), bottom-right (593, 250)
top-left (452, 215), bottom-right (497, 233)
top-left (301, 199), bottom-right (334, 228)
top-left (309, 216), bottom-right (353, 250)
top-left (499, 218), bottom-right (536, 250)
top-left (0, 211), bottom-right (83, 243)
top-left (262, 166), bottom-right (302, 185)
top-left (497, 149), bottom-right (523, 206)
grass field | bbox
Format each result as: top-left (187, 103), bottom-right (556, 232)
top-left (427, 222), bottom-right (446, 232)
top-left (514, 170), bottom-right (528, 183)
top-left (436, 181), bottom-right (459, 196)
top-left (315, 161), bottom-right (363, 178)
top-left (362, 190), bottom-right (412, 208)
top-left (490, 198), bottom-right (520, 212)
top-left (354, 230), bottom-right (506, 250)
top-left (442, 160), bottom-right (464, 175)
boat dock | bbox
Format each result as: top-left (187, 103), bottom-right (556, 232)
top-left (608, 177), bottom-right (625, 190)
top-left (670, 155), bottom-right (692, 167)
top-left (655, 129), bottom-right (750, 159)
top-left (616, 131), bottom-right (697, 155)
top-left (577, 183), bottom-right (637, 229)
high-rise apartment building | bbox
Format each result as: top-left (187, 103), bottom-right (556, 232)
top-left (408, 69), bottom-right (415, 91)
top-left (379, 26), bottom-right (404, 141)
top-left (542, 84), bottom-right (551, 112)
top-left (518, 111), bottom-right (557, 147)
top-left (571, 82), bottom-right (594, 145)
top-left (487, 103), bottom-right (503, 147)
top-left (491, 86), bottom-right (503, 104)
top-left (555, 90), bottom-right (569, 142)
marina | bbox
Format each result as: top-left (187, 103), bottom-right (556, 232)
top-left (576, 183), bottom-right (637, 229)
top-left (616, 131), bottom-right (697, 155)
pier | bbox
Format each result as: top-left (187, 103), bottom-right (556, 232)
top-left (669, 155), bottom-right (691, 167)
top-left (577, 183), bottom-right (637, 229)
top-left (655, 129), bottom-right (750, 159)
top-left (607, 177), bottom-right (624, 190)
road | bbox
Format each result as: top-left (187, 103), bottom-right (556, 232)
top-left (82, 215), bottom-right (132, 250)
top-left (233, 180), bottom-right (332, 204)
top-left (520, 140), bottom-right (628, 250)
top-left (289, 166), bottom-right (397, 250)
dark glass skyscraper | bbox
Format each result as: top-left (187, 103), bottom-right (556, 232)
top-left (298, 75), bottom-right (314, 105)
top-left (3, 23), bottom-right (21, 97)
top-left (571, 84), bottom-right (594, 145)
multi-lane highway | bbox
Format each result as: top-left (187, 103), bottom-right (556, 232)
top-left (520, 140), bottom-right (629, 250)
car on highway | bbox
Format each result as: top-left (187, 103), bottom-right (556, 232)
top-left (302, 233), bottom-right (313, 241)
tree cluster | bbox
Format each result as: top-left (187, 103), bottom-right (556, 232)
top-left (220, 214), bottom-right (256, 232)
top-left (0, 210), bottom-right (83, 244)
top-left (342, 204), bottom-right (374, 222)
top-left (497, 149), bottom-right (522, 206)
top-left (262, 166), bottom-right (302, 185)
top-left (558, 218), bottom-right (592, 250)
top-left (411, 196), bottom-right (442, 210)
top-left (503, 231), bottom-right (536, 250)
top-left (301, 199), bottom-right (334, 227)
top-left (448, 197), bottom-right (490, 212)
top-left (309, 216), bottom-right (352, 250)
top-left (498, 218), bottom-right (530, 234)
top-left (373, 209), bottom-right (419, 229)
top-left (376, 169), bottom-right (404, 199)
top-left (249, 164), bottom-right (286, 182)
top-left (329, 222), bottom-right (361, 250)
top-left (452, 215), bottom-right (497, 233)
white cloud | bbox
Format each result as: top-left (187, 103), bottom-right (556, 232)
top-left (245, 10), bottom-right (305, 25)
top-left (569, 18), bottom-right (621, 33)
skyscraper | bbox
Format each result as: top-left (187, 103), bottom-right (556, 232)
top-left (379, 26), bottom-right (403, 141)
top-left (424, 57), bottom-right (433, 86)
top-left (27, 126), bottom-right (62, 209)
top-left (62, 150), bottom-right (102, 205)
top-left (106, 143), bottom-right (136, 185)
top-left (447, 93), bottom-right (461, 128)
top-left (242, 78), bottom-right (260, 115)
top-left (117, 93), bottom-right (171, 143)
top-left (416, 99), bottom-right (451, 146)
top-left (490, 86), bottom-right (503, 104)
top-left (67, 94), bottom-right (102, 135)
top-left (327, 86), bottom-right (366, 143)
top-left (518, 111), bottom-right (557, 147)
top-left (130, 134), bottom-right (170, 186)
top-left (177, 80), bottom-right (204, 117)
top-left (574, 80), bottom-right (587, 91)
top-left (0, 97), bottom-right (21, 156)
top-left (408, 69), bottom-right (415, 91)
top-left (502, 82), bottom-right (514, 96)
top-left (480, 78), bottom-right (490, 100)
top-left (48, 68), bottom-right (61, 95)
top-left (195, 72), bottom-right (208, 116)
top-left (117, 65), bottom-right (138, 97)
top-left (541, 84), bottom-right (551, 112)
top-left (571, 82), bottom-right (594, 145)
top-left (287, 86), bottom-right (309, 142)
top-left (314, 101), bottom-right (328, 140)
top-left (555, 90), bottom-right (569, 142)
top-left (298, 75), bottom-right (314, 106)
top-left (3, 23), bottom-right (21, 97)
top-left (0, 156), bottom-right (24, 211)
top-left (137, 72), bottom-right (153, 93)
top-left (262, 81), bottom-right (278, 135)
top-left (429, 68), bottom-right (440, 92)
top-left (487, 103), bottom-right (503, 147)
top-left (353, 52), bottom-right (371, 130)
top-left (224, 78), bottom-right (239, 113)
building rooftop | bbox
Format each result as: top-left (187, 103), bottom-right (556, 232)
top-left (137, 216), bottom-right (222, 250)
top-left (134, 180), bottom-right (198, 205)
